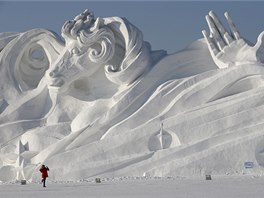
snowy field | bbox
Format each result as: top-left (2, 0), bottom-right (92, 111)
top-left (0, 176), bottom-right (264, 198)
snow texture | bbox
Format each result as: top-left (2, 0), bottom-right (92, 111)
top-left (1, 9), bottom-right (264, 183)
top-left (0, 176), bottom-right (264, 198)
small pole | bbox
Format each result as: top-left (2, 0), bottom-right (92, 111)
top-left (95, 178), bottom-right (101, 183)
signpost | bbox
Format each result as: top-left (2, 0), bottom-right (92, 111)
top-left (244, 161), bottom-right (254, 169)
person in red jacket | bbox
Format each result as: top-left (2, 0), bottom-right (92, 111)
top-left (39, 164), bottom-right (49, 187)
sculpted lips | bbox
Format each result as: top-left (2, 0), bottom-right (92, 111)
top-left (46, 68), bottom-right (65, 87)
top-left (47, 71), bottom-right (65, 87)
top-left (48, 76), bottom-right (65, 87)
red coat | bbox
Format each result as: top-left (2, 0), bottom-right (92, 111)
top-left (40, 166), bottom-right (49, 178)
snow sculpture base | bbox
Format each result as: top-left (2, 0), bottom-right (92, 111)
top-left (21, 179), bottom-right (26, 185)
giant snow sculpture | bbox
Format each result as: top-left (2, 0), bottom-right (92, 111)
top-left (1, 10), bottom-right (264, 182)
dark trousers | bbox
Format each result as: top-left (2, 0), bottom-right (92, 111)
top-left (41, 177), bottom-right (47, 187)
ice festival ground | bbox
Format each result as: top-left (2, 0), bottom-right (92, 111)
top-left (1, 175), bottom-right (264, 198)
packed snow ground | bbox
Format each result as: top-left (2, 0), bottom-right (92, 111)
top-left (0, 176), bottom-right (264, 198)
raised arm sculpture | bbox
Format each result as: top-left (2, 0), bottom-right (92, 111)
top-left (202, 11), bottom-right (264, 69)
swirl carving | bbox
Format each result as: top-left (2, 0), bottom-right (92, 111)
top-left (59, 10), bottom-right (152, 86)
top-left (78, 27), bottom-right (115, 64)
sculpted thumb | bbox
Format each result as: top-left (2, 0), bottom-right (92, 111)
top-left (254, 31), bottom-right (264, 63)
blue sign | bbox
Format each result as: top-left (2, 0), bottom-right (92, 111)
top-left (244, 161), bottom-right (254, 169)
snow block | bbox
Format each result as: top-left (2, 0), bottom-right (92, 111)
top-left (205, 175), bottom-right (212, 180)
top-left (21, 180), bottom-right (26, 185)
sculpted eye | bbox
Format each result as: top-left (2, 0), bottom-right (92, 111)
top-left (71, 48), bottom-right (81, 55)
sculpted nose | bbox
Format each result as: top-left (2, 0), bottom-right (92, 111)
top-left (47, 66), bottom-right (59, 78)
top-left (49, 71), bottom-right (56, 78)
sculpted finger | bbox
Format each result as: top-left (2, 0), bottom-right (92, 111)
top-left (208, 11), bottom-right (228, 41)
top-left (209, 11), bottom-right (233, 45)
top-left (223, 32), bottom-right (233, 45)
top-left (202, 30), bottom-right (220, 56)
top-left (205, 15), bottom-right (226, 50)
top-left (225, 12), bottom-right (241, 40)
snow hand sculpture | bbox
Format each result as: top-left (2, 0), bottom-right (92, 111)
top-left (202, 11), bottom-right (264, 69)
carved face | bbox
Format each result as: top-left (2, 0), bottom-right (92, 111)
top-left (45, 9), bottom-right (153, 92)
top-left (46, 42), bottom-right (102, 91)
top-left (46, 24), bottom-right (116, 92)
